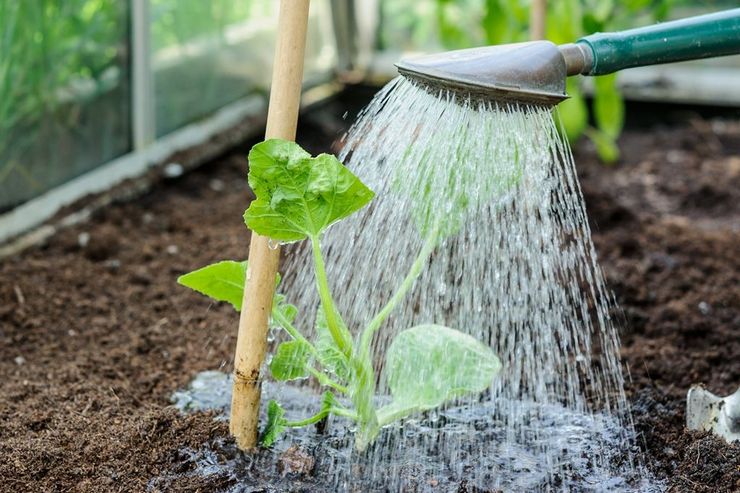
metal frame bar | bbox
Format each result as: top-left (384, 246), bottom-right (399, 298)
top-left (131, 0), bottom-right (155, 149)
top-left (330, 0), bottom-right (358, 71)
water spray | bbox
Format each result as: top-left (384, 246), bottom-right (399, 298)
top-left (396, 9), bottom-right (740, 107)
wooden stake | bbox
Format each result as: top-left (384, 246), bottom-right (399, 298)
top-left (230, 0), bottom-right (311, 450)
top-left (530, 0), bottom-right (547, 40)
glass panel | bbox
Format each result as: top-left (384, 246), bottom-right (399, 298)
top-left (152, 0), bottom-right (337, 138)
top-left (0, 0), bottom-right (131, 211)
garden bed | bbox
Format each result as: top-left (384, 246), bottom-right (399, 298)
top-left (0, 89), bottom-right (738, 492)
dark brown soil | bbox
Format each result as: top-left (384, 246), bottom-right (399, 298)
top-left (1, 91), bottom-right (738, 492)
top-left (577, 116), bottom-right (740, 493)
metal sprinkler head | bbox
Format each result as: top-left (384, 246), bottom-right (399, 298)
top-left (395, 41), bottom-right (592, 107)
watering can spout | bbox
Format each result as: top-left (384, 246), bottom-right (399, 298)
top-left (395, 41), bottom-right (570, 106)
top-left (396, 8), bottom-right (740, 107)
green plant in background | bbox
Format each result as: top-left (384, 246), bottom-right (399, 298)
top-left (179, 139), bottom-right (502, 451)
top-left (0, 0), bottom-right (128, 209)
top-left (379, 0), bottom-right (674, 163)
top-left (150, 0), bottom-right (253, 50)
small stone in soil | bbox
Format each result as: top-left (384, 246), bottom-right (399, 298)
top-left (278, 445), bottom-right (315, 476)
top-left (209, 179), bottom-right (225, 191)
top-left (130, 267), bottom-right (152, 286)
top-left (163, 163), bottom-right (184, 178)
top-left (698, 301), bottom-right (711, 315)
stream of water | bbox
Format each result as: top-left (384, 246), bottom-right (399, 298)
top-left (172, 77), bottom-right (659, 491)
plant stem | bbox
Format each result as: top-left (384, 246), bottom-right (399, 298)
top-left (284, 406), bottom-right (358, 428)
top-left (284, 409), bottom-right (331, 428)
top-left (271, 307), bottom-right (317, 353)
top-left (310, 235), bottom-right (353, 357)
top-left (348, 353), bottom-right (379, 451)
top-left (330, 407), bottom-right (359, 420)
top-left (350, 220), bottom-right (442, 451)
top-left (358, 221), bottom-right (441, 356)
top-left (272, 306), bottom-right (348, 393)
top-left (307, 367), bottom-right (348, 394)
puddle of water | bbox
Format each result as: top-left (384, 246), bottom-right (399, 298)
top-left (161, 371), bottom-right (662, 492)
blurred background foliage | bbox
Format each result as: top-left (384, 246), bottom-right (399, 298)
top-left (151, 0), bottom-right (253, 50)
top-left (0, 0), bottom-right (130, 210)
top-left (0, 0), bottom-right (126, 154)
top-left (0, 0), bottom-right (338, 211)
top-left (0, 0), bottom-right (271, 209)
top-left (0, 0), bottom-right (735, 211)
top-left (378, 0), bottom-right (715, 163)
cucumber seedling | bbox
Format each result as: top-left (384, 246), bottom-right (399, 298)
top-left (179, 139), bottom-right (502, 450)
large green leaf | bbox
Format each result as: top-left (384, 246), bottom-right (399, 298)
top-left (244, 139), bottom-right (375, 242)
top-left (378, 325), bottom-right (501, 425)
top-left (270, 340), bottom-right (312, 381)
top-left (177, 260), bottom-right (248, 311)
top-left (400, 142), bottom-right (522, 242)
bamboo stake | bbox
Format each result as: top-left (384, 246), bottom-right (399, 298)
top-left (530, 0), bottom-right (547, 40)
top-left (231, 0), bottom-right (311, 450)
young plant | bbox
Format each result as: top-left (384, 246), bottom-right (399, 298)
top-left (178, 139), bottom-right (501, 450)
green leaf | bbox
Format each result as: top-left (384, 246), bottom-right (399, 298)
top-left (270, 340), bottom-right (312, 381)
top-left (546, 0), bottom-right (583, 44)
top-left (585, 126), bottom-right (620, 164)
top-left (593, 74), bottom-right (624, 140)
top-left (177, 260), bottom-right (247, 311)
top-left (273, 293), bottom-right (298, 324)
top-left (244, 139), bottom-right (375, 242)
top-left (321, 390), bottom-right (337, 411)
top-left (482, 0), bottom-right (508, 45)
top-left (583, 0), bottom-right (613, 27)
top-left (378, 325), bottom-right (501, 425)
top-left (261, 400), bottom-right (286, 447)
top-left (314, 310), bottom-right (350, 381)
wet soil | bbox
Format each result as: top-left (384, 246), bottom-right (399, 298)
top-left (1, 90), bottom-right (738, 492)
top-left (578, 115), bottom-right (740, 492)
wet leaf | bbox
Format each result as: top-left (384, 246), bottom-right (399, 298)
top-left (177, 260), bottom-right (247, 311)
top-left (261, 400), bottom-right (286, 447)
top-left (273, 293), bottom-right (298, 324)
top-left (178, 260), bottom-right (283, 312)
top-left (270, 340), bottom-right (312, 381)
top-left (378, 325), bottom-right (501, 424)
top-left (244, 139), bottom-right (375, 242)
top-left (315, 310), bottom-right (350, 381)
